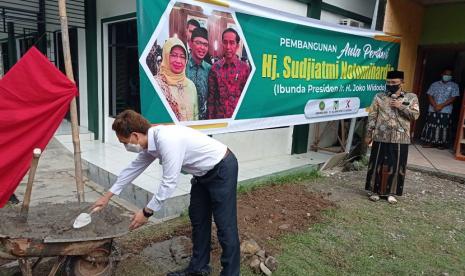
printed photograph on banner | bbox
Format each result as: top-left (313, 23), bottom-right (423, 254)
top-left (143, 1), bottom-right (252, 122)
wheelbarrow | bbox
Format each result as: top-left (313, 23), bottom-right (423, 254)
top-left (0, 231), bottom-right (126, 276)
top-left (0, 149), bottom-right (129, 275)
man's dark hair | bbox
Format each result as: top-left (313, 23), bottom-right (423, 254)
top-left (222, 28), bottom-right (240, 44)
top-left (187, 19), bottom-right (200, 29)
top-left (112, 110), bottom-right (152, 138)
top-left (442, 68), bottom-right (453, 74)
top-left (191, 27), bottom-right (208, 41)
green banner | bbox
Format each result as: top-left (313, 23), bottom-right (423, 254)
top-left (137, 0), bottom-right (400, 134)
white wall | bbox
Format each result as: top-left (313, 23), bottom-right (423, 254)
top-left (78, 28), bottom-right (89, 128)
top-left (97, 0), bottom-right (136, 19)
top-left (96, 0), bottom-right (137, 145)
top-left (320, 10), bottom-right (349, 25)
top-left (246, 0), bottom-right (308, 16)
top-left (324, 0), bottom-right (376, 18)
top-left (319, 0), bottom-right (376, 27)
top-left (213, 128), bottom-right (293, 162)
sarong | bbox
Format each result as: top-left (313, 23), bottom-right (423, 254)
top-left (420, 112), bottom-right (451, 146)
top-left (365, 141), bottom-right (409, 196)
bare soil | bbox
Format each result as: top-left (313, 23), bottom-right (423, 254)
top-left (236, 183), bottom-right (335, 252)
top-left (113, 182), bottom-right (335, 275)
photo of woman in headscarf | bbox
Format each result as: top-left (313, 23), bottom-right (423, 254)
top-left (155, 37), bottom-right (198, 121)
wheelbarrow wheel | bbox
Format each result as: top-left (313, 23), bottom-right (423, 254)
top-left (65, 247), bottom-right (114, 276)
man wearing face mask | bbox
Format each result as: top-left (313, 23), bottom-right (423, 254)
top-left (92, 110), bottom-right (240, 276)
top-left (365, 70), bottom-right (420, 204)
top-left (420, 69), bottom-right (459, 149)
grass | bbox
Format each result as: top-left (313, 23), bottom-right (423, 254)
top-left (237, 166), bottom-right (322, 194)
top-left (240, 188), bottom-right (465, 275)
top-left (115, 215), bottom-right (190, 254)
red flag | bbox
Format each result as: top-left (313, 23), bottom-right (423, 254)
top-left (0, 47), bottom-right (78, 207)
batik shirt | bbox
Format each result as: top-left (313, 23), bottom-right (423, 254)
top-left (366, 92), bottom-right (420, 144)
top-left (186, 57), bottom-right (211, 120)
top-left (155, 74), bottom-right (198, 122)
top-left (427, 80), bottom-right (459, 114)
top-left (208, 58), bottom-right (250, 119)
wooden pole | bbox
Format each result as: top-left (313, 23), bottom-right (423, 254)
top-left (58, 0), bottom-right (85, 203)
top-left (48, 256), bottom-right (67, 276)
top-left (18, 258), bottom-right (32, 276)
top-left (345, 118), bottom-right (357, 154)
top-left (312, 123), bottom-right (320, 152)
top-left (20, 148), bottom-right (42, 217)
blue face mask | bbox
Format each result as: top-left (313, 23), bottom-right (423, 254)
top-left (442, 75), bottom-right (452, 82)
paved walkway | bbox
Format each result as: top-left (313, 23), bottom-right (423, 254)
top-left (408, 144), bottom-right (465, 178)
top-left (13, 139), bottom-right (139, 212)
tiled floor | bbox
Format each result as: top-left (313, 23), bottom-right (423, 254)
top-left (408, 144), bottom-right (465, 176)
top-left (13, 139), bottom-right (139, 213)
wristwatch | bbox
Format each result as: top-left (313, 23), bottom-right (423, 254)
top-left (142, 207), bottom-right (154, 218)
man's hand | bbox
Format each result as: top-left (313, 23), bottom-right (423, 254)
top-left (92, 192), bottom-right (113, 211)
top-left (434, 104), bottom-right (443, 112)
top-left (390, 99), bottom-right (402, 109)
top-left (364, 137), bottom-right (372, 146)
top-left (129, 209), bottom-right (148, 230)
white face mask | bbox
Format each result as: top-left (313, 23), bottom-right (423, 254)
top-left (124, 143), bottom-right (143, 153)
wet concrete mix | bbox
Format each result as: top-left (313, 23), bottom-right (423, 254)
top-left (0, 202), bottom-right (130, 241)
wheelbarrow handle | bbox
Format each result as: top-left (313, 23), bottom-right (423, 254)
top-left (20, 148), bottom-right (42, 217)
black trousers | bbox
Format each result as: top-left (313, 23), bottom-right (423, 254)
top-left (187, 151), bottom-right (240, 276)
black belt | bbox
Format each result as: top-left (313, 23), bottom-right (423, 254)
top-left (192, 148), bottom-right (231, 184)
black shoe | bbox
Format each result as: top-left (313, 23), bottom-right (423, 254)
top-left (8, 194), bottom-right (19, 204)
top-left (167, 270), bottom-right (210, 276)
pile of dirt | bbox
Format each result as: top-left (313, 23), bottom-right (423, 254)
top-left (236, 183), bottom-right (335, 251)
top-left (0, 202), bottom-right (130, 241)
top-left (114, 183), bottom-right (335, 275)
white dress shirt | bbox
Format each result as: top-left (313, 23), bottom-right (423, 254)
top-left (109, 125), bottom-right (227, 211)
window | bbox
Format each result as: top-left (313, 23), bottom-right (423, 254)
top-left (108, 19), bottom-right (140, 117)
top-left (375, 0), bottom-right (387, 31)
top-left (19, 37), bottom-right (35, 57)
top-left (54, 28), bottom-right (80, 122)
top-left (1, 43), bottom-right (9, 75)
top-left (55, 29), bottom-right (79, 85)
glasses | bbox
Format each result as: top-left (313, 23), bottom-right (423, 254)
top-left (169, 53), bottom-right (186, 60)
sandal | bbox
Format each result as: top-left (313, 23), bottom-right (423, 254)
top-left (387, 196), bottom-right (397, 204)
top-left (369, 195), bottom-right (380, 202)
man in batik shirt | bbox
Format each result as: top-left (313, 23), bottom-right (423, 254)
top-left (186, 27), bottom-right (211, 120)
top-left (208, 28), bottom-right (250, 119)
top-left (365, 70), bottom-right (420, 204)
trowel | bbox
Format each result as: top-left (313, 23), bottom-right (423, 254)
top-left (73, 206), bottom-right (101, 229)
